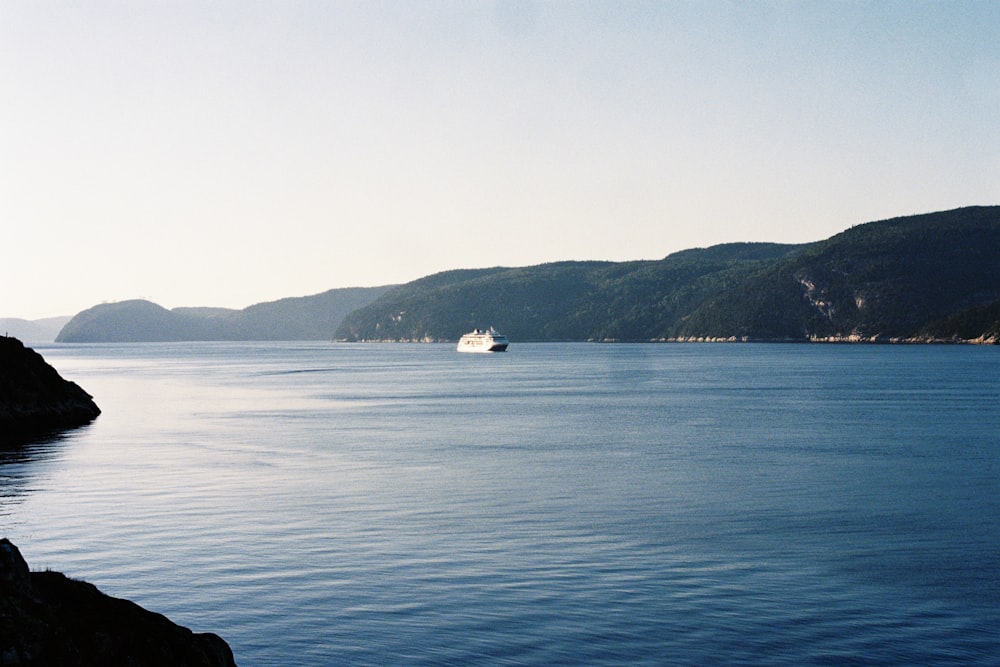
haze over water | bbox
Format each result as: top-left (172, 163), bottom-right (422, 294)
top-left (3, 342), bottom-right (998, 665)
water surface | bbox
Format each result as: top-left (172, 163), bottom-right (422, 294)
top-left (4, 343), bottom-right (998, 665)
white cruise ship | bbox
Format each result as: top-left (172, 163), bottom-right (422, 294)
top-left (456, 327), bottom-right (509, 353)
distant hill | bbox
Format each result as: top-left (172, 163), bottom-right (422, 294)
top-left (0, 316), bottom-right (72, 344)
top-left (50, 207), bottom-right (1000, 344)
top-left (56, 286), bottom-right (393, 342)
top-left (334, 206), bottom-right (1000, 343)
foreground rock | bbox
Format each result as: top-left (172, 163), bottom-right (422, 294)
top-left (0, 336), bottom-right (100, 436)
top-left (0, 539), bottom-right (236, 666)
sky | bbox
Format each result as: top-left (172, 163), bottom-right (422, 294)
top-left (2, 1), bottom-right (998, 320)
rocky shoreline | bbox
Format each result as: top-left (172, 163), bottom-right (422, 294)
top-left (0, 539), bottom-right (237, 666)
top-left (1, 339), bottom-right (238, 664)
top-left (0, 336), bottom-right (101, 437)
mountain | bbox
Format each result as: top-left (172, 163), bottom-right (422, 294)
top-left (332, 244), bottom-right (799, 342)
top-left (48, 207), bottom-right (1000, 345)
top-left (56, 286), bottom-right (392, 343)
top-left (672, 206), bottom-right (1000, 341)
top-left (334, 206), bottom-right (1000, 343)
top-left (0, 316), bottom-right (72, 344)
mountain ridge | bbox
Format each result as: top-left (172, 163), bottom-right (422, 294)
top-left (51, 206), bottom-right (1000, 344)
top-left (334, 206), bottom-right (1000, 344)
top-left (56, 286), bottom-right (393, 343)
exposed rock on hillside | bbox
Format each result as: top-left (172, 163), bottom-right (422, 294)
top-left (334, 206), bottom-right (1000, 343)
top-left (0, 337), bottom-right (100, 436)
top-left (0, 539), bottom-right (237, 666)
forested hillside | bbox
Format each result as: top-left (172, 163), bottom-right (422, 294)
top-left (674, 206), bottom-right (1000, 341)
top-left (334, 244), bottom-right (800, 342)
top-left (53, 207), bottom-right (1000, 344)
top-left (334, 207), bottom-right (1000, 343)
top-left (56, 286), bottom-right (392, 342)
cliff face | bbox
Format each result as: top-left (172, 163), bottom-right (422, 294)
top-left (0, 336), bottom-right (101, 436)
top-left (0, 539), bottom-right (237, 666)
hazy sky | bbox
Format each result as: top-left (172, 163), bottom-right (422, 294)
top-left (3, 1), bottom-right (998, 319)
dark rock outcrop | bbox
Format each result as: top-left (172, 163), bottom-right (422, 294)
top-left (0, 337), bottom-right (100, 436)
top-left (0, 539), bottom-right (237, 666)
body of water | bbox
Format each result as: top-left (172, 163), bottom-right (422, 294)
top-left (3, 342), bottom-right (998, 665)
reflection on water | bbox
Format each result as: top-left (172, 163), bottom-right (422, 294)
top-left (2, 428), bottom-right (71, 453)
top-left (0, 426), bottom-right (92, 513)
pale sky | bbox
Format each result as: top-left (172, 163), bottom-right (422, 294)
top-left (2, 1), bottom-right (998, 319)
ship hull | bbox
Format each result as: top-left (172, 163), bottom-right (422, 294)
top-left (457, 328), bottom-right (509, 353)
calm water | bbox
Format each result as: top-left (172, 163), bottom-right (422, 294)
top-left (2, 342), bottom-right (998, 665)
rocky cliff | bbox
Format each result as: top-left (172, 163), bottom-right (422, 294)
top-left (0, 539), bottom-right (237, 666)
top-left (0, 336), bottom-right (101, 435)
top-left (0, 337), bottom-right (101, 436)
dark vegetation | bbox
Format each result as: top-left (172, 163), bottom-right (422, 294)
top-left (1, 539), bottom-right (236, 666)
top-left (334, 206), bottom-right (1000, 343)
